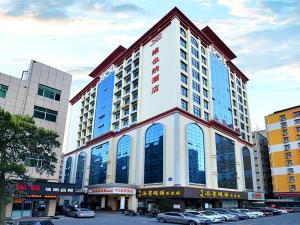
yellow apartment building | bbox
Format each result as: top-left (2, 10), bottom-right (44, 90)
top-left (265, 105), bottom-right (300, 199)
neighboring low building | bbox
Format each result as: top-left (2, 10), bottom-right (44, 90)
top-left (252, 131), bottom-right (273, 197)
top-left (61, 7), bottom-right (257, 211)
top-left (265, 105), bottom-right (300, 200)
top-left (0, 60), bottom-right (74, 218)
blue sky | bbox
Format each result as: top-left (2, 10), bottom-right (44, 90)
top-left (0, 0), bottom-right (299, 129)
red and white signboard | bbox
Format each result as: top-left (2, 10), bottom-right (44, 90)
top-left (88, 187), bottom-right (136, 195)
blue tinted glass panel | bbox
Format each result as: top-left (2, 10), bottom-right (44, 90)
top-left (64, 157), bottom-right (72, 184)
top-left (93, 72), bottom-right (115, 138)
top-left (210, 53), bottom-right (233, 127)
top-left (242, 147), bottom-right (254, 190)
top-left (215, 134), bottom-right (237, 189)
top-left (116, 136), bottom-right (131, 183)
top-left (187, 124), bottom-right (206, 184)
top-left (144, 124), bottom-right (164, 184)
top-left (75, 152), bottom-right (86, 189)
top-left (89, 142), bottom-right (109, 185)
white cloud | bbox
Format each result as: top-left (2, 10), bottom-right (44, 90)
top-left (0, 15), bottom-right (149, 36)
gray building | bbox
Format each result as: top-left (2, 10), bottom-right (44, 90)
top-left (1, 60), bottom-right (72, 218)
top-left (252, 130), bottom-right (273, 196)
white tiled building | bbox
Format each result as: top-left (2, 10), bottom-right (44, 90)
top-left (62, 7), bottom-right (258, 211)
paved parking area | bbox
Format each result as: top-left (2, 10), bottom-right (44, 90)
top-left (52, 212), bottom-right (300, 225)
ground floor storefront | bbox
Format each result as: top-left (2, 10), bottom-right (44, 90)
top-left (136, 187), bottom-right (249, 211)
top-left (5, 181), bottom-right (76, 219)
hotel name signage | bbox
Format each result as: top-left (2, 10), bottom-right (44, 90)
top-left (150, 33), bottom-right (162, 95)
top-left (137, 187), bottom-right (247, 200)
top-left (88, 187), bottom-right (136, 195)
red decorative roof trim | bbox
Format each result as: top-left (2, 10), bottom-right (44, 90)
top-left (89, 45), bottom-right (126, 78)
top-left (202, 26), bottom-right (236, 61)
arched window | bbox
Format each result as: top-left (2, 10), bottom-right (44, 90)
top-left (216, 133), bottom-right (237, 189)
top-left (116, 136), bottom-right (131, 183)
top-left (89, 142), bottom-right (109, 185)
top-left (64, 157), bottom-right (72, 183)
top-left (242, 147), bottom-right (254, 190)
top-left (187, 123), bottom-right (206, 184)
top-left (144, 123), bottom-right (164, 184)
top-left (75, 152), bottom-right (86, 189)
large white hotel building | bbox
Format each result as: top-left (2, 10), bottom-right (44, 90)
top-left (61, 7), bottom-right (260, 211)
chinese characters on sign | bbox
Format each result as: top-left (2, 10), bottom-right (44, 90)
top-left (89, 187), bottom-right (136, 195)
top-left (151, 47), bottom-right (160, 94)
top-left (199, 189), bottom-right (241, 199)
top-left (137, 189), bottom-right (182, 198)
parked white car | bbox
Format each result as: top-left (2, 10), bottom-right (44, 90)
top-left (237, 209), bottom-right (264, 217)
top-left (186, 211), bottom-right (225, 223)
top-left (278, 209), bottom-right (289, 214)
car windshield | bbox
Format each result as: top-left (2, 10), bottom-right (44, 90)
top-left (216, 211), bottom-right (226, 214)
top-left (79, 208), bottom-right (91, 211)
top-left (19, 221), bottom-right (53, 225)
top-left (186, 212), bottom-right (199, 215)
top-left (202, 211), bottom-right (214, 215)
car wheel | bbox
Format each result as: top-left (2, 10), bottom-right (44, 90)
top-left (159, 218), bottom-right (165, 223)
top-left (188, 220), bottom-right (197, 225)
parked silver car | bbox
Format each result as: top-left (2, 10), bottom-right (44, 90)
top-left (206, 210), bottom-right (238, 221)
top-left (186, 211), bottom-right (224, 223)
top-left (157, 212), bottom-right (211, 225)
top-left (9, 217), bottom-right (54, 225)
top-left (67, 208), bottom-right (95, 218)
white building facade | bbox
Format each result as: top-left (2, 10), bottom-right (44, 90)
top-left (62, 8), bottom-right (257, 211)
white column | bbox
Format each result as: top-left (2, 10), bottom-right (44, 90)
top-left (120, 196), bottom-right (125, 209)
top-left (101, 196), bottom-right (106, 208)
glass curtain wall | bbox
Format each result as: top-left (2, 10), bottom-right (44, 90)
top-left (144, 124), bottom-right (164, 184)
top-left (187, 123), bottom-right (206, 184)
top-left (242, 147), bottom-right (254, 190)
top-left (116, 136), bottom-right (131, 183)
top-left (215, 133), bottom-right (237, 189)
top-left (75, 152), bottom-right (87, 189)
top-left (64, 157), bottom-right (72, 183)
top-left (89, 142), bottom-right (109, 185)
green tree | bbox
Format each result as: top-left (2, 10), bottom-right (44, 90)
top-left (0, 108), bottom-right (60, 224)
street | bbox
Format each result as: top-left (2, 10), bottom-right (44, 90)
top-left (52, 212), bottom-right (300, 225)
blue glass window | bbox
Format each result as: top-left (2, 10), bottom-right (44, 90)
top-left (180, 38), bottom-right (187, 48)
top-left (192, 69), bottom-right (200, 81)
top-left (116, 136), bottom-right (131, 183)
top-left (193, 106), bottom-right (201, 117)
top-left (93, 72), bottom-right (114, 138)
top-left (144, 124), bottom-right (164, 184)
top-left (191, 47), bottom-right (199, 58)
top-left (202, 77), bottom-right (208, 87)
top-left (242, 147), bottom-right (254, 190)
top-left (181, 61), bottom-right (187, 72)
top-left (201, 46), bottom-right (206, 55)
top-left (204, 100), bottom-right (208, 109)
top-left (192, 58), bottom-right (199, 69)
top-left (181, 74), bottom-right (187, 84)
top-left (181, 100), bottom-right (188, 110)
top-left (75, 152), bottom-right (87, 189)
top-left (193, 93), bottom-right (200, 105)
top-left (180, 28), bottom-right (186, 37)
top-left (191, 36), bottom-right (198, 48)
top-left (203, 88), bottom-right (208, 98)
top-left (201, 56), bottom-right (207, 65)
top-left (89, 143), bottom-right (109, 185)
top-left (187, 123), bottom-right (205, 184)
top-left (215, 134), bottom-right (237, 189)
top-left (64, 157), bottom-right (72, 184)
top-left (180, 49), bottom-right (187, 60)
top-left (202, 66), bottom-right (207, 75)
top-left (192, 81), bottom-right (200, 92)
top-left (210, 53), bottom-right (233, 126)
top-left (181, 86), bottom-right (188, 97)
top-left (204, 112), bottom-right (209, 121)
